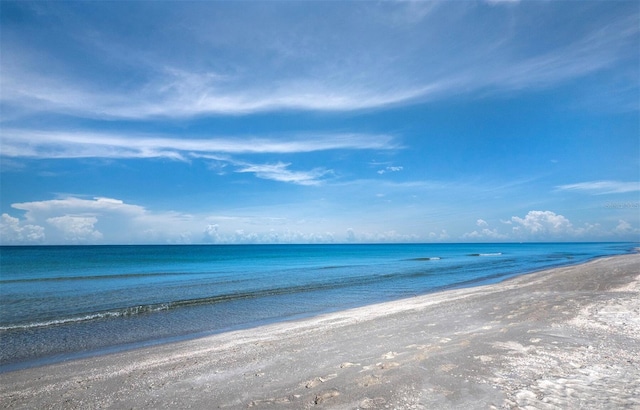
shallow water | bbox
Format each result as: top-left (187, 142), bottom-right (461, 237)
top-left (0, 242), bottom-right (634, 371)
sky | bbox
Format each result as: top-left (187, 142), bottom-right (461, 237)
top-left (1, 0), bottom-right (639, 245)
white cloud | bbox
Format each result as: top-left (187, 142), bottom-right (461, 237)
top-left (4, 196), bottom-right (182, 244)
top-left (511, 210), bottom-right (574, 236)
top-left (508, 210), bottom-right (607, 239)
top-left (485, 0), bottom-right (519, 4)
top-left (614, 220), bottom-right (640, 236)
top-left (235, 162), bottom-right (331, 186)
top-left (3, 195), bottom-right (638, 245)
top-left (346, 228), bottom-right (356, 242)
top-left (3, 196), bottom-right (387, 244)
top-left (2, 3), bottom-right (636, 119)
top-left (0, 213), bottom-right (45, 244)
top-left (1, 129), bottom-right (395, 186)
top-left (0, 60), bottom-right (451, 118)
top-left (1, 129), bottom-right (397, 159)
top-left (12, 196), bottom-right (146, 222)
top-left (463, 228), bottom-right (507, 240)
top-left (342, 228), bottom-right (419, 243)
top-left (463, 219), bottom-right (507, 240)
top-left (46, 215), bottom-right (103, 242)
top-left (202, 226), bottom-right (336, 244)
top-left (556, 180), bottom-right (640, 195)
top-left (428, 229), bottom-right (449, 242)
top-left (461, 210), bottom-right (631, 241)
top-left (615, 220), bottom-right (632, 233)
top-left (377, 166), bottom-right (404, 175)
top-left (203, 224), bottom-right (221, 243)
top-left (380, 1), bottom-right (438, 26)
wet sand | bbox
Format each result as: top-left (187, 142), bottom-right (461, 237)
top-left (1, 254), bottom-right (638, 409)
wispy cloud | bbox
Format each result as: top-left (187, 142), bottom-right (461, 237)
top-left (0, 66), bottom-right (451, 118)
top-left (485, 15), bottom-right (638, 91)
top-left (556, 180), bottom-right (640, 195)
top-left (484, 0), bottom-right (520, 5)
top-left (1, 129), bottom-right (395, 185)
top-left (235, 162), bottom-right (331, 186)
top-left (377, 166), bottom-right (404, 175)
top-left (1, 129), bottom-right (397, 160)
top-left (2, 3), bottom-right (636, 119)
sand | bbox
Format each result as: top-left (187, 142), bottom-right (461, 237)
top-left (1, 254), bottom-right (639, 409)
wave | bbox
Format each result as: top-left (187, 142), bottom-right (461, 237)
top-left (468, 253), bottom-right (502, 257)
top-left (0, 267), bottom-right (446, 332)
top-left (314, 265), bottom-right (358, 271)
top-left (0, 271), bottom-right (187, 284)
top-left (0, 304), bottom-right (171, 331)
top-left (405, 257), bottom-right (441, 261)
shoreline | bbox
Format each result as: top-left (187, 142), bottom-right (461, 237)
top-left (2, 247), bottom-right (633, 374)
top-left (1, 253), bottom-right (639, 408)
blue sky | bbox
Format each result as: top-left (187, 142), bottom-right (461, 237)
top-left (1, 0), bottom-right (638, 245)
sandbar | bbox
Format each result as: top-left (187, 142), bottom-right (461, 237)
top-left (1, 254), bottom-right (639, 409)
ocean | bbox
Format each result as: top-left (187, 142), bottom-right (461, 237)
top-left (0, 242), bottom-right (635, 372)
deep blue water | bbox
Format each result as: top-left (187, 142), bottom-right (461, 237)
top-left (0, 242), bottom-right (635, 371)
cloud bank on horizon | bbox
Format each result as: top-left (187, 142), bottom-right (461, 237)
top-left (1, 1), bottom-right (638, 244)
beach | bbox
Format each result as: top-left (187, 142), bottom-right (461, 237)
top-left (1, 253), bottom-right (638, 409)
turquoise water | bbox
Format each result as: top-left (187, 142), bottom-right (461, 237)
top-left (0, 242), bottom-right (635, 371)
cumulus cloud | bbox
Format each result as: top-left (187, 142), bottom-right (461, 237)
top-left (613, 220), bottom-right (640, 236)
top-left (507, 210), bottom-right (610, 239)
top-left (343, 229), bottom-right (419, 243)
top-left (615, 220), bottom-right (632, 233)
top-left (463, 219), bottom-right (507, 240)
top-left (202, 222), bottom-right (335, 244)
top-left (463, 228), bottom-right (507, 240)
top-left (428, 229), bottom-right (449, 242)
top-left (0, 213), bottom-right (45, 244)
top-left (203, 224), bottom-right (221, 243)
top-left (4, 196), bottom-right (637, 244)
top-left (46, 215), bottom-right (103, 242)
top-left (510, 210), bottom-right (574, 236)
top-left (462, 210), bottom-right (625, 241)
top-left (11, 196), bottom-right (145, 222)
top-left (3, 196), bottom-right (183, 244)
top-left (2, 196), bottom-right (347, 244)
